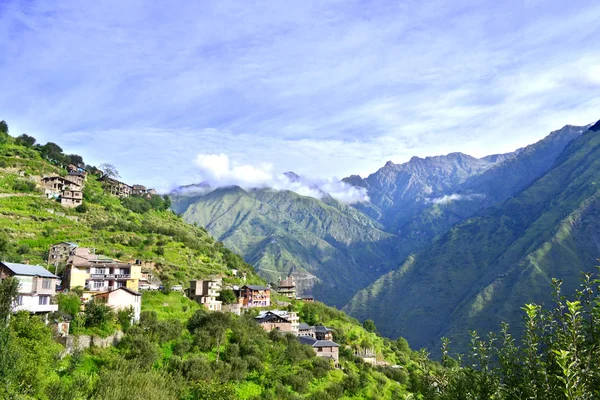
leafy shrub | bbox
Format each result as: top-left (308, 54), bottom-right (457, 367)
top-left (12, 179), bottom-right (36, 192)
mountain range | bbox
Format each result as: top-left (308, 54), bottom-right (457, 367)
top-left (171, 120), bottom-right (599, 351)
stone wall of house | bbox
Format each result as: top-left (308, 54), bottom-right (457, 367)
top-left (59, 330), bottom-right (124, 357)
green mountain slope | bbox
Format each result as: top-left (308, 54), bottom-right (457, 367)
top-left (345, 123), bottom-right (600, 352)
top-left (172, 187), bottom-right (400, 307)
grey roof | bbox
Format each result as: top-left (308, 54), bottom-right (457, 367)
top-left (314, 326), bottom-right (334, 333)
top-left (314, 340), bottom-right (339, 347)
top-left (1, 262), bottom-right (58, 278)
top-left (298, 323), bottom-right (313, 330)
top-left (244, 284), bottom-right (270, 291)
top-left (297, 336), bottom-right (339, 348)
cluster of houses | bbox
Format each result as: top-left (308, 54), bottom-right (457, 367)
top-left (41, 164), bottom-right (87, 208)
top-left (40, 162), bottom-right (158, 209)
top-left (185, 276), bottom-right (339, 365)
top-left (98, 176), bottom-right (156, 198)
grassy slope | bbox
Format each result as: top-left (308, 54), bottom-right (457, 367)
top-left (345, 127), bottom-right (600, 353)
top-left (173, 187), bottom-right (401, 307)
top-left (0, 136), bottom-right (257, 287)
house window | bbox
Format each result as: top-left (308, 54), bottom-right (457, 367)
top-left (42, 279), bottom-right (52, 289)
top-left (16, 295), bottom-right (24, 305)
top-left (38, 295), bottom-right (50, 305)
top-left (93, 281), bottom-right (104, 289)
top-left (317, 347), bottom-right (322, 352)
top-left (116, 281), bottom-right (125, 288)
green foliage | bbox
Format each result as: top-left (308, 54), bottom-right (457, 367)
top-left (219, 288), bottom-right (237, 304)
top-left (362, 319), bottom-right (378, 333)
top-left (0, 276), bottom-right (19, 324)
top-left (117, 307), bottom-right (135, 331)
top-left (57, 292), bottom-right (82, 319)
top-left (11, 178), bottom-right (37, 192)
top-left (0, 120), bottom-right (8, 134)
top-left (84, 300), bottom-right (115, 333)
top-left (15, 133), bottom-right (36, 147)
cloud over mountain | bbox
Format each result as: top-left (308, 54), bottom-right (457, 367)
top-left (194, 153), bottom-right (369, 204)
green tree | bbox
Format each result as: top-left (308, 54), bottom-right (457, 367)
top-left (84, 300), bottom-right (115, 330)
top-left (39, 142), bottom-right (64, 162)
top-left (0, 277), bottom-right (19, 325)
top-left (218, 289), bottom-right (237, 305)
top-left (15, 134), bottom-right (36, 147)
top-left (0, 120), bottom-right (8, 134)
top-left (362, 319), bottom-right (378, 333)
top-left (57, 293), bottom-right (81, 319)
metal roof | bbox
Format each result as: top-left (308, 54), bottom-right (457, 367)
top-left (1, 262), bottom-right (58, 278)
top-left (244, 284), bottom-right (270, 291)
top-left (297, 336), bottom-right (339, 348)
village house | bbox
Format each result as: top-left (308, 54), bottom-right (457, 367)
top-left (187, 278), bottom-right (222, 311)
top-left (297, 323), bottom-right (334, 340)
top-left (42, 175), bottom-right (82, 196)
top-left (299, 295), bottom-right (314, 303)
top-left (67, 164), bottom-right (86, 174)
top-left (93, 287), bottom-right (142, 322)
top-left (63, 247), bottom-right (141, 298)
top-left (131, 184), bottom-right (147, 196)
top-left (48, 241), bottom-right (79, 270)
top-left (98, 176), bottom-right (132, 197)
top-left (66, 171), bottom-right (85, 186)
top-left (60, 189), bottom-right (83, 208)
top-left (255, 310), bottom-right (299, 334)
top-left (277, 276), bottom-right (296, 298)
top-left (240, 284), bottom-right (271, 308)
top-left (138, 269), bottom-right (160, 290)
top-left (0, 262), bottom-right (59, 314)
top-left (298, 336), bottom-right (340, 366)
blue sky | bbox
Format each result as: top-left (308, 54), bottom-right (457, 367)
top-left (1, 0), bottom-right (599, 193)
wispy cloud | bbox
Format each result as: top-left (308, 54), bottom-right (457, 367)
top-left (0, 0), bottom-right (598, 189)
top-left (193, 153), bottom-right (369, 204)
top-left (427, 193), bottom-right (486, 205)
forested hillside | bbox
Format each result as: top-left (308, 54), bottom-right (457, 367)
top-left (171, 186), bottom-right (401, 307)
top-left (345, 123), bottom-right (600, 352)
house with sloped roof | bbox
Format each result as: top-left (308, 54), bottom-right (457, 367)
top-left (240, 284), bottom-right (270, 308)
top-left (93, 287), bottom-right (142, 322)
top-left (298, 336), bottom-right (340, 366)
top-left (255, 310), bottom-right (299, 334)
top-left (0, 262), bottom-right (59, 314)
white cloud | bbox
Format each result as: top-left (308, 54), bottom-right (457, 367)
top-left (193, 153), bottom-right (369, 204)
top-left (428, 193), bottom-right (486, 205)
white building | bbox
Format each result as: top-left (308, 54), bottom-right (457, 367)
top-left (93, 287), bottom-right (142, 322)
top-left (0, 262), bottom-right (59, 314)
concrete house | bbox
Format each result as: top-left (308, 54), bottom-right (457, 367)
top-left (255, 310), bottom-right (299, 334)
top-left (277, 276), bottom-right (296, 298)
top-left (63, 247), bottom-right (141, 298)
top-left (0, 262), bottom-right (59, 314)
top-left (48, 242), bottom-right (79, 270)
top-left (131, 184), bottom-right (147, 196)
top-left (66, 172), bottom-right (85, 186)
top-left (187, 278), bottom-right (222, 311)
top-left (60, 189), bottom-right (83, 208)
top-left (298, 336), bottom-right (340, 366)
top-left (42, 175), bottom-right (82, 196)
top-left (240, 285), bottom-right (271, 308)
top-left (99, 176), bottom-right (132, 198)
top-left (297, 323), bottom-right (334, 340)
top-left (93, 287), bottom-right (142, 322)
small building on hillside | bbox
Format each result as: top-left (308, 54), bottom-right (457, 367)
top-left (131, 184), bottom-right (147, 196)
top-left (99, 176), bottom-right (132, 198)
top-left (299, 295), bottom-right (314, 303)
top-left (187, 278), bottom-right (222, 311)
top-left (48, 241), bottom-right (79, 270)
top-left (298, 336), bottom-right (340, 366)
top-left (277, 276), bottom-right (296, 298)
top-left (255, 310), bottom-right (299, 334)
top-left (0, 262), bottom-right (59, 314)
top-left (60, 189), bottom-right (83, 208)
top-left (66, 171), bottom-right (85, 186)
top-left (240, 285), bottom-right (270, 308)
top-left (93, 287), bottom-right (142, 322)
top-left (297, 323), bottom-right (334, 340)
top-left (42, 175), bottom-right (82, 196)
